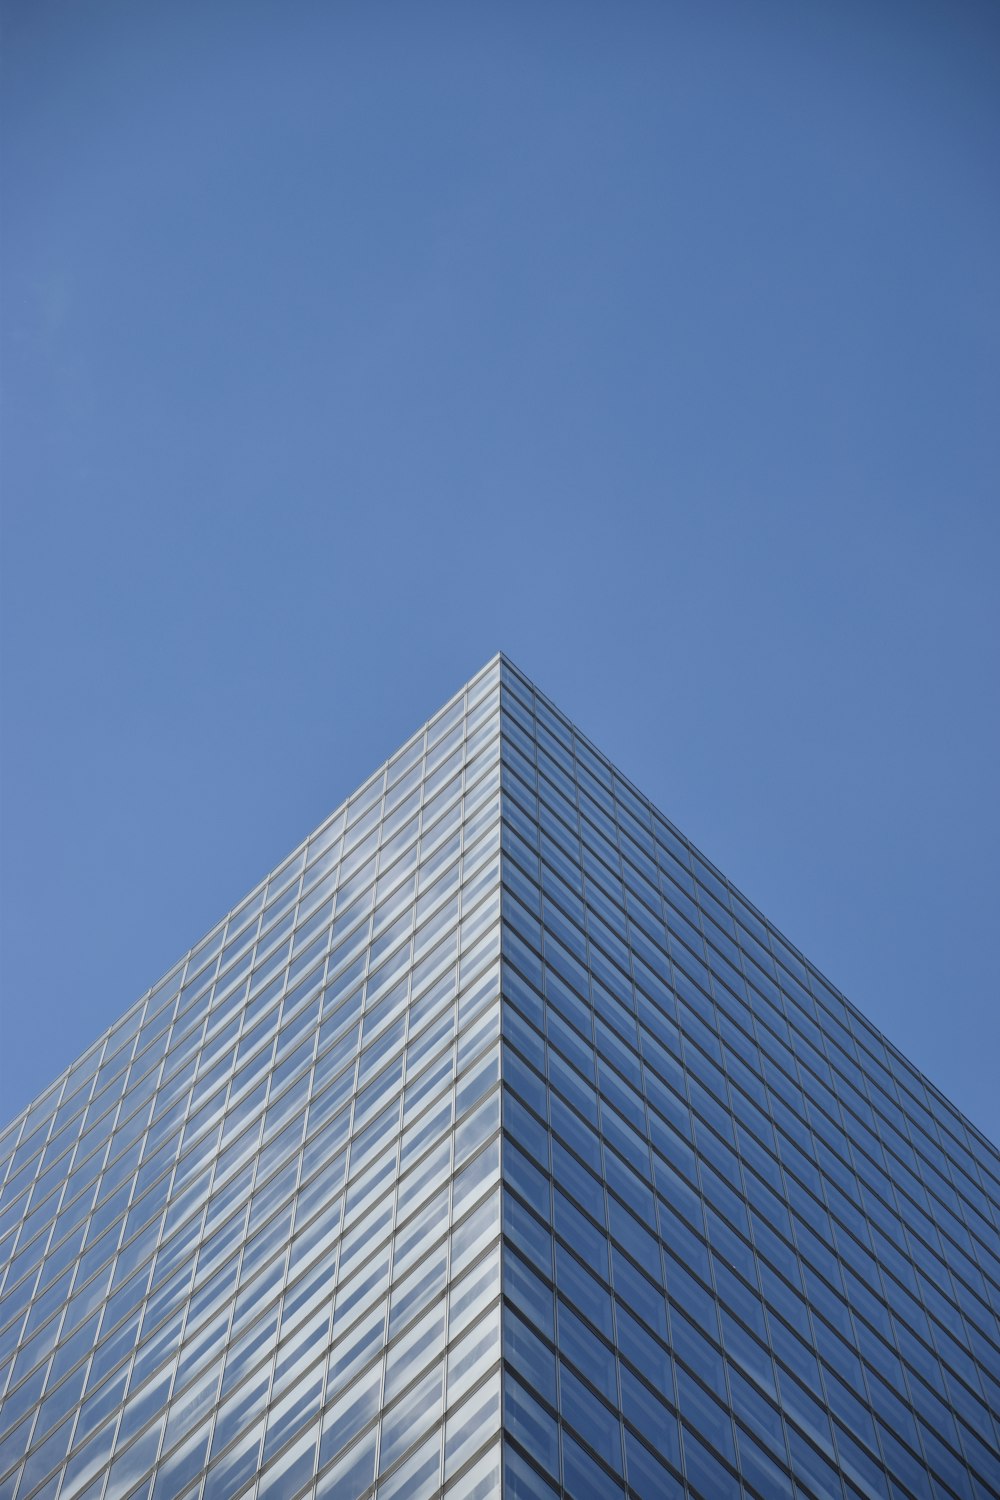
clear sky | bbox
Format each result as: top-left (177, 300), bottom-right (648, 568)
top-left (2, 1), bottom-right (998, 1145)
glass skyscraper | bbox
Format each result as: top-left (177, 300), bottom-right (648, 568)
top-left (0, 654), bottom-right (997, 1500)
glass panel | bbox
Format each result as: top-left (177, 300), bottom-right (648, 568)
top-left (0, 666), bottom-right (501, 1500)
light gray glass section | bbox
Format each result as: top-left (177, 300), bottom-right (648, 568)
top-left (0, 658), bottom-right (502, 1500)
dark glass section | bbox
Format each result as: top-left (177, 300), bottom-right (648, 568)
top-left (498, 657), bottom-right (1000, 1500)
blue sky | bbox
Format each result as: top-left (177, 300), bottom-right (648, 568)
top-left (2, 1), bottom-right (998, 1144)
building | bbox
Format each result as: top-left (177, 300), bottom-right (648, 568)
top-left (0, 653), bottom-right (996, 1500)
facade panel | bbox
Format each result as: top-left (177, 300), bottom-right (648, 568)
top-left (498, 658), bottom-right (1000, 1499)
top-left (1, 654), bottom-right (998, 1499)
top-left (0, 659), bottom-right (503, 1500)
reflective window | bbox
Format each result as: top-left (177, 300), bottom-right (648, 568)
top-left (498, 657), bottom-right (1000, 1500)
top-left (0, 661), bottom-right (503, 1500)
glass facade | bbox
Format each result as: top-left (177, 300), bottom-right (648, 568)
top-left (498, 657), bottom-right (1000, 1500)
top-left (0, 652), bottom-right (997, 1500)
top-left (0, 659), bottom-right (503, 1500)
